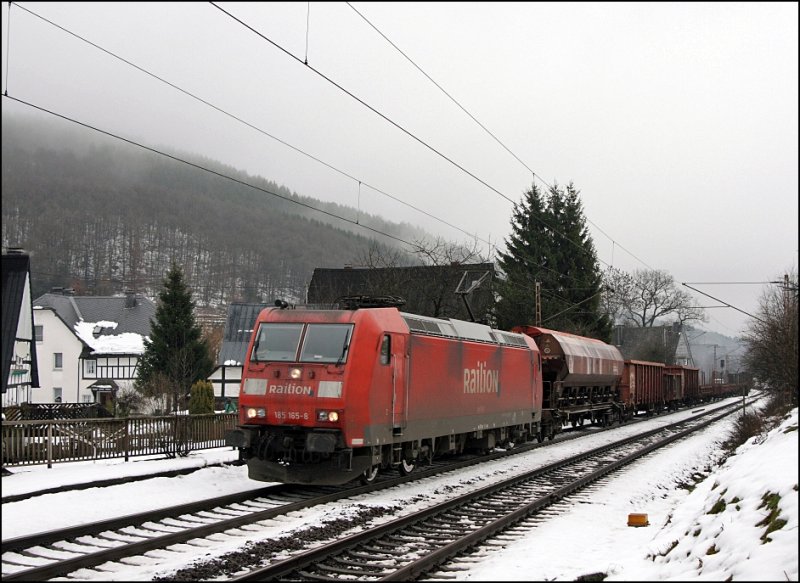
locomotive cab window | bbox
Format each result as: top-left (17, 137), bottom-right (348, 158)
top-left (300, 324), bottom-right (354, 364)
top-left (251, 323), bottom-right (303, 361)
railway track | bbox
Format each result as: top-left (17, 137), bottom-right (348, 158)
top-left (231, 405), bottom-right (739, 581)
top-left (1, 400), bottom-right (745, 581)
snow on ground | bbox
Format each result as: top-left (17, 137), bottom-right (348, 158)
top-left (1, 397), bottom-right (797, 581)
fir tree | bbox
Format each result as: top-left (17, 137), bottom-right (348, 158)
top-left (494, 182), bottom-right (551, 329)
top-left (137, 263), bottom-right (214, 411)
top-left (495, 182), bottom-right (611, 340)
top-left (188, 380), bottom-right (215, 414)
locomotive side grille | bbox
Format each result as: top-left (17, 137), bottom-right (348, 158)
top-left (494, 332), bottom-right (528, 347)
top-left (403, 315), bottom-right (453, 336)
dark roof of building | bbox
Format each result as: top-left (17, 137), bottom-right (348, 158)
top-left (218, 303), bottom-right (270, 366)
top-left (307, 263), bottom-right (496, 322)
top-left (2, 251), bottom-right (39, 392)
top-left (33, 292), bottom-right (156, 339)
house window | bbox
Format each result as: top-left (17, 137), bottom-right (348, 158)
top-left (82, 394), bottom-right (93, 403)
top-left (54, 353), bottom-right (63, 369)
top-left (35, 325), bottom-right (43, 342)
top-left (53, 387), bottom-right (62, 403)
top-left (85, 360), bottom-right (96, 377)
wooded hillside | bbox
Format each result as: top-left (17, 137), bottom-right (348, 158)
top-left (1, 113), bottom-right (427, 309)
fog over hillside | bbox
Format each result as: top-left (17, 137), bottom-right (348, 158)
top-left (1, 111), bottom-right (439, 308)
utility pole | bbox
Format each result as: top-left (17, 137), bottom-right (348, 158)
top-left (535, 281), bottom-right (542, 327)
top-left (713, 344), bottom-right (717, 383)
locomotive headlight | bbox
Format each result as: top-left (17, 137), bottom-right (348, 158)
top-left (316, 409), bottom-right (341, 422)
top-left (289, 367), bottom-right (302, 380)
top-left (246, 407), bottom-right (267, 419)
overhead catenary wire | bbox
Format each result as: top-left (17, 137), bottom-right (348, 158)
top-left (8, 2), bottom-right (485, 247)
top-left (6, 2), bottom-right (579, 289)
top-left (2, 1), bottom-right (11, 95)
top-left (344, 2), bottom-right (655, 273)
top-left (3, 94), bottom-right (414, 247)
top-left (7, 0), bottom-right (602, 295)
top-left (4, 3), bottom-right (748, 325)
top-left (209, 2), bottom-right (626, 287)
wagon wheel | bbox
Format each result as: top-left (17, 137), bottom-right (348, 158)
top-left (360, 465), bottom-right (379, 485)
top-left (398, 458), bottom-right (416, 476)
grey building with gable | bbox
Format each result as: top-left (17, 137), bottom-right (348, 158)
top-left (307, 263), bottom-right (496, 322)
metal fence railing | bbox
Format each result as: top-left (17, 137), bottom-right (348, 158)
top-left (1, 413), bottom-right (238, 468)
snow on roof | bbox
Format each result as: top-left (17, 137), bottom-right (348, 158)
top-left (74, 320), bottom-right (147, 355)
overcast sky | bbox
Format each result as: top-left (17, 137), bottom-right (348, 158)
top-left (2, 2), bottom-right (797, 336)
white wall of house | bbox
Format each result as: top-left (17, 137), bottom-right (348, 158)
top-left (208, 365), bottom-right (242, 401)
top-left (32, 308), bottom-right (88, 404)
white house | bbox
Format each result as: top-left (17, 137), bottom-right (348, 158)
top-left (31, 289), bottom-right (155, 412)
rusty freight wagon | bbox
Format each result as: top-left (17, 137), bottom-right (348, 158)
top-left (620, 360), bottom-right (666, 416)
top-left (664, 365), bottom-right (700, 407)
top-left (513, 326), bottom-right (625, 437)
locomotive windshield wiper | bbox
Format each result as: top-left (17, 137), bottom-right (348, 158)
top-left (335, 328), bottom-right (351, 367)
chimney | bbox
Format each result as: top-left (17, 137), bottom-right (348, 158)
top-left (124, 290), bottom-right (137, 308)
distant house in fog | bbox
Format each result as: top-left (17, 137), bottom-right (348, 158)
top-left (30, 289), bottom-right (155, 412)
top-left (2, 249), bottom-right (39, 405)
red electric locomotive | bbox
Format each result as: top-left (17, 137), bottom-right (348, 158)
top-left (226, 305), bottom-right (543, 485)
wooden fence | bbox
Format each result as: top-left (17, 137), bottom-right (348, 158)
top-left (1, 413), bottom-right (238, 468)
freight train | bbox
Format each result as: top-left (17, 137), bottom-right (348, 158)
top-left (225, 301), bottom-right (745, 486)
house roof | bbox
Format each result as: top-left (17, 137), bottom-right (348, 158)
top-left (307, 263), bottom-right (496, 322)
top-left (2, 251), bottom-right (39, 392)
top-left (33, 292), bottom-right (156, 355)
top-left (218, 302), bottom-right (270, 366)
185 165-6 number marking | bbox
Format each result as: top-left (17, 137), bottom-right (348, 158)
top-left (274, 411), bottom-right (309, 421)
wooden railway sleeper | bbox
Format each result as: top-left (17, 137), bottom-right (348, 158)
top-left (315, 559), bottom-right (390, 577)
top-left (295, 568), bottom-right (346, 581)
top-left (328, 555), bottom-right (394, 572)
top-left (346, 549), bottom-right (400, 562)
top-left (405, 525), bottom-right (457, 541)
top-left (385, 532), bottom-right (431, 544)
top-left (360, 543), bottom-right (409, 556)
top-left (337, 551), bottom-right (398, 566)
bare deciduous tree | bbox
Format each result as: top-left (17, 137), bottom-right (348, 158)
top-left (407, 236), bottom-right (485, 267)
top-left (742, 271), bottom-right (798, 406)
top-left (605, 268), bottom-right (707, 327)
top-left (601, 267), bottom-right (636, 325)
